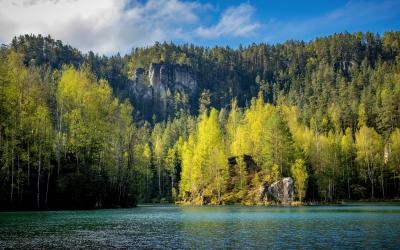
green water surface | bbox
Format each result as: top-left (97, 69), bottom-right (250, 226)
top-left (1, 204), bottom-right (400, 249)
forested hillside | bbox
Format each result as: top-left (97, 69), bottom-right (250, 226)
top-left (1, 32), bottom-right (400, 209)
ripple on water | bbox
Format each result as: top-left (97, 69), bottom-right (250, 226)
top-left (0, 205), bottom-right (400, 249)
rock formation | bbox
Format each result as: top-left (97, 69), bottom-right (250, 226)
top-left (259, 177), bottom-right (294, 204)
top-left (131, 67), bottom-right (152, 100)
top-left (129, 63), bottom-right (197, 118)
top-left (227, 155), bottom-right (260, 192)
top-left (228, 155), bottom-right (260, 177)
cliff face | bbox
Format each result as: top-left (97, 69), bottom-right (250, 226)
top-left (130, 63), bottom-right (197, 118)
top-left (148, 63), bottom-right (197, 96)
top-left (131, 67), bottom-right (152, 100)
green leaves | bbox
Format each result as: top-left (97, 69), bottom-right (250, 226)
top-left (180, 108), bottom-right (228, 203)
top-left (355, 125), bottom-right (384, 198)
top-left (291, 159), bottom-right (308, 202)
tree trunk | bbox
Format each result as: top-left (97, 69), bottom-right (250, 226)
top-left (381, 165), bottom-right (385, 199)
top-left (347, 160), bottom-right (351, 199)
top-left (371, 177), bottom-right (374, 200)
top-left (396, 173), bottom-right (400, 198)
top-left (10, 125), bottom-right (16, 205)
top-left (17, 156), bottom-right (20, 203)
top-left (158, 164), bottom-right (161, 196)
top-left (217, 168), bottom-right (221, 203)
top-left (11, 148), bottom-right (14, 204)
top-left (57, 141), bottom-right (61, 177)
top-left (37, 150), bottom-right (41, 209)
top-left (45, 169), bottom-right (50, 208)
top-left (146, 167), bottom-right (148, 197)
top-left (76, 151), bottom-right (79, 175)
top-left (28, 141), bottom-right (30, 185)
top-left (57, 109), bottom-right (62, 177)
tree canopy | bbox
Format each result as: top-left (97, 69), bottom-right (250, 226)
top-left (1, 31), bottom-right (400, 209)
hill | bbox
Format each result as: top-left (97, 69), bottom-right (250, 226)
top-left (1, 32), bottom-right (400, 209)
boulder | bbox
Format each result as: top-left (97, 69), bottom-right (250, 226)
top-left (260, 177), bottom-right (294, 204)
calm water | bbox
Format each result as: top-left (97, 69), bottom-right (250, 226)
top-left (1, 204), bottom-right (400, 249)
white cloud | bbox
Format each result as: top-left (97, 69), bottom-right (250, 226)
top-left (0, 0), bottom-right (214, 54)
top-left (1, 0), bottom-right (399, 53)
top-left (195, 3), bottom-right (260, 39)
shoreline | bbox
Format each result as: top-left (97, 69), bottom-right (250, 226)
top-left (2, 199), bottom-right (400, 212)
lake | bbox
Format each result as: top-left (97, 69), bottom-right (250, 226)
top-left (1, 204), bottom-right (400, 249)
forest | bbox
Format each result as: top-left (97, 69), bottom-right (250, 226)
top-left (1, 31), bottom-right (400, 209)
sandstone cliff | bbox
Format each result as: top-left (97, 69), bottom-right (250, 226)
top-left (130, 63), bottom-right (197, 96)
top-left (129, 63), bottom-right (197, 118)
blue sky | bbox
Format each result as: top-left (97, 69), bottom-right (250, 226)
top-left (191, 0), bottom-right (400, 47)
top-left (0, 0), bottom-right (399, 54)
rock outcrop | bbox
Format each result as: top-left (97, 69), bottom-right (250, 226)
top-left (259, 177), bottom-right (294, 204)
top-left (227, 155), bottom-right (260, 192)
top-left (131, 67), bottom-right (152, 100)
top-left (130, 63), bottom-right (197, 116)
top-left (228, 155), bottom-right (260, 177)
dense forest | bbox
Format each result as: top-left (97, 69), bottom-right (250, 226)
top-left (1, 31), bottom-right (400, 209)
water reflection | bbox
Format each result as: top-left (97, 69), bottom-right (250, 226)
top-left (0, 205), bottom-right (399, 249)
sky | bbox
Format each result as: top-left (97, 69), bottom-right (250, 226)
top-left (0, 0), bottom-right (399, 55)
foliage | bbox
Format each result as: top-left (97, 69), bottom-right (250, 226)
top-left (291, 159), bottom-right (308, 202)
top-left (2, 31), bottom-right (400, 209)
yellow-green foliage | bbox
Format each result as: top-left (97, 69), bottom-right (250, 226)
top-left (355, 126), bottom-right (384, 198)
top-left (389, 129), bottom-right (400, 177)
top-left (291, 159), bottom-right (308, 202)
top-left (179, 109), bottom-right (228, 203)
top-left (230, 93), bottom-right (293, 177)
